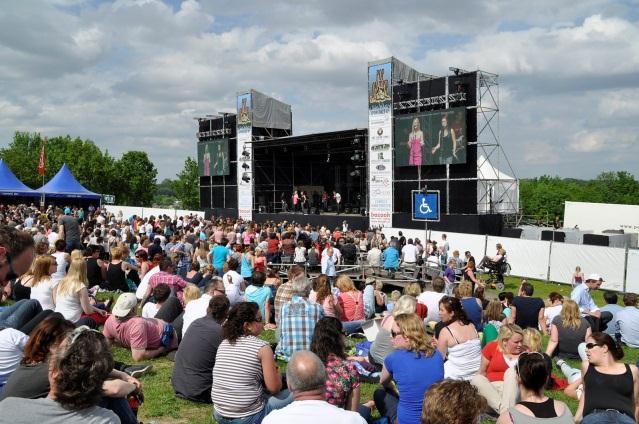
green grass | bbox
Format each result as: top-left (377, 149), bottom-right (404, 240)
top-left (4, 277), bottom-right (637, 423)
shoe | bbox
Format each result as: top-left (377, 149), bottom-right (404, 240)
top-left (124, 364), bottom-right (153, 378)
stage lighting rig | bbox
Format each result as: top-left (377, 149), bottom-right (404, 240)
top-left (350, 170), bottom-right (361, 177)
top-left (326, 153), bottom-right (330, 163)
top-left (242, 173), bottom-right (251, 183)
top-left (350, 152), bottom-right (362, 161)
top-left (242, 163), bottom-right (250, 170)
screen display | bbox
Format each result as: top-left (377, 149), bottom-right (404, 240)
top-left (395, 106), bottom-right (467, 166)
top-left (198, 139), bottom-right (230, 177)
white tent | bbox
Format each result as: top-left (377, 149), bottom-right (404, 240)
top-left (477, 155), bottom-right (519, 214)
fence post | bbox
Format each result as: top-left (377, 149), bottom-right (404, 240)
top-left (483, 235), bottom-right (488, 259)
top-left (623, 247), bottom-right (629, 292)
top-left (546, 240), bottom-right (553, 283)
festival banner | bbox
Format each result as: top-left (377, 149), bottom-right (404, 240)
top-left (236, 92), bottom-right (253, 221)
top-left (368, 60), bottom-right (393, 228)
top-left (37, 138), bottom-right (47, 176)
top-left (198, 139), bottom-right (230, 177)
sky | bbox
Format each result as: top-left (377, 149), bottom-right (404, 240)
top-left (1, 0), bottom-right (638, 181)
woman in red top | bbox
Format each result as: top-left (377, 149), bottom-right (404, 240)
top-left (470, 324), bottom-right (523, 415)
top-left (266, 233), bottom-right (280, 264)
top-left (335, 275), bottom-right (365, 335)
top-left (403, 282), bottom-right (428, 319)
top-left (253, 247), bottom-right (266, 273)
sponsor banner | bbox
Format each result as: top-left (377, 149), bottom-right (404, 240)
top-left (237, 92), bottom-right (253, 221)
top-left (197, 139), bottom-right (230, 177)
top-left (368, 61), bottom-right (393, 228)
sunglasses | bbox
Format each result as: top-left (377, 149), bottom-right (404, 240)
top-left (70, 325), bottom-right (102, 344)
top-left (585, 342), bottom-right (602, 350)
top-left (391, 329), bottom-right (403, 338)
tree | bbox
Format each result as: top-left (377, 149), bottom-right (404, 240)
top-left (113, 151), bottom-right (157, 206)
top-left (171, 157), bottom-right (199, 210)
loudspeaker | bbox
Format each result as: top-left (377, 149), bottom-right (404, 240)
top-left (583, 234), bottom-right (609, 246)
top-left (541, 230), bottom-right (565, 242)
top-left (502, 228), bottom-right (523, 239)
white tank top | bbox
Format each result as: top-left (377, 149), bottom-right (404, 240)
top-left (54, 289), bottom-right (83, 323)
top-left (30, 277), bottom-right (58, 310)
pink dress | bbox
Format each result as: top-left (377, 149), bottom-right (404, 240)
top-left (409, 136), bottom-right (422, 165)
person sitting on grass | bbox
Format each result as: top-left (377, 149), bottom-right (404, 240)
top-left (545, 299), bottom-right (591, 360)
top-left (103, 292), bottom-right (178, 362)
top-left (244, 271), bottom-right (275, 330)
top-left (141, 283), bottom-right (171, 319)
top-left (172, 295), bottom-right (230, 403)
top-left (420, 379), bottom-right (486, 424)
top-left (0, 326), bottom-right (119, 423)
top-left (262, 350), bottom-right (366, 424)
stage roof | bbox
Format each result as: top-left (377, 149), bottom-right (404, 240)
top-left (0, 159), bottom-right (39, 197)
top-left (251, 128), bottom-right (367, 149)
top-left (37, 163), bottom-right (101, 199)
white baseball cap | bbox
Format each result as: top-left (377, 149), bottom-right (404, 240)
top-left (112, 293), bottom-right (138, 317)
top-left (586, 273), bottom-right (604, 282)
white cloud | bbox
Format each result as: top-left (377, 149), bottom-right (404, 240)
top-left (0, 0), bottom-right (638, 182)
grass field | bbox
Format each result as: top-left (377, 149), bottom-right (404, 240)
top-left (120, 276), bottom-right (638, 423)
top-left (6, 276), bottom-right (637, 423)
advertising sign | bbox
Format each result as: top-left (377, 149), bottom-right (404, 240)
top-left (412, 190), bottom-right (440, 221)
top-left (368, 60), bottom-right (393, 228)
top-left (237, 92), bottom-right (253, 221)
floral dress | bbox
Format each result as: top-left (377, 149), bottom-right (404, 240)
top-left (324, 353), bottom-right (360, 407)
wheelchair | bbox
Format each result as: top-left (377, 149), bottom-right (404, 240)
top-left (481, 258), bottom-right (511, 291)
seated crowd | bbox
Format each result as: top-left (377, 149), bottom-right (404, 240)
top-left (0, 204), bottom-right (638, 424)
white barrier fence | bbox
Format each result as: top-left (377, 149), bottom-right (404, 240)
top-left (103, 205), bottom-right (205, 220)
top-left (385, 227), bottom-right (636, 293)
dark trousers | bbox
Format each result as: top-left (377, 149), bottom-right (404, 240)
top-left (99, 396), bottom-right (138, 424)
top-left (585, 311), bottom-right (613, 333)
top-left (374, 387), bottom-right (399, 423)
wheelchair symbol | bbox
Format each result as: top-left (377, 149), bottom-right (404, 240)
top-left (419, 198), bottom-right (432, 214)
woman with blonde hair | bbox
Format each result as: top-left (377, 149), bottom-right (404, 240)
top-left (28, 255), bottom-right (58, 310)
top-left (471, 324), bottom-right (524, 414)
top-left (53, 258), bottom-right (106, 327)
top-left (335, 275), bottom-right (364, 334)
top-left (369, 295), bottom-right (417, 367)
top-left (403, 282), bottom-right (427, 319)
top-left (545, 299), bottom-right (591, 359)
top-left (183, 283), bottom-right (201, 305)
top-left (372, 313), bottom-right (444, 424)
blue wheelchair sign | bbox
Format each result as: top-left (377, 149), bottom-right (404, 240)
top-left (412, 190), bottom-right (440, 221)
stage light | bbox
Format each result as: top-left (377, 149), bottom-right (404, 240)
top-left (326, 153), bottom-right (330, 163)
top-left (350, 170), bottom-right (360, 177)
top-left (350, 152), bottom-right (361, 161)
top-left (242, 173), bottom-right (251, 183)
top-left (242, 163), bottom-right (250, 170)
top-left (242, 150), bottom-right (250, 158)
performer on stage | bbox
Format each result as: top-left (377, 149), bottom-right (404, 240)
top-left (301, 191), bottom-right (310, 215)
top-left (431, 114), bottom-right (458, 165)
top-left (292, 190), bottom-right (300, 213)
top-left (333, 191), bottom-right (342, 215)
top-left (407, 117), bottom-right (425, 166)
top-left (280, 192), bottom-right (288, 212)
top-left (322, 191), bottom-right (329, 212)
top-left (202, 144), bottom-right (211, 177)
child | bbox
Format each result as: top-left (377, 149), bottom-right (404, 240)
top-left (386, 289), bottom-right (401, 313)
top-left (374, 281), bottom-right (387, 314)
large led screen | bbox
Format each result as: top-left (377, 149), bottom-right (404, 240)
top-left (394, 107), bottom-right (467, 166)
top-left (198, 139), bottom-right (230, 177)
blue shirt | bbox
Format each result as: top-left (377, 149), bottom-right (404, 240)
top-left (244, 285), bottom-right (273, 321)
top-left (601, 304), bottom-right (623, 336)
top-left (382, 247), bottom-right (400, 269)
top-left (616, 306), bottom-right (639, 348)
top-left (385, 349), bottom-right (444, 424)
top-left (275, 295), bottom-right (323, 361)
top-left (212, 245), bottom-right (230, 270)
top-left (571, 283), bottom-right (598, 313)
top-left (461, 297), bottom-right (484, 331)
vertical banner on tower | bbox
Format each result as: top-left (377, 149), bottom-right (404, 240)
top-left (368, 60), bottom-right (394, 228)
top-left (237, 92), bottom-right (253, 221)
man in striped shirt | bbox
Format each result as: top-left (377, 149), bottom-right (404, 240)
top-left (275, 275), bottom-right (323, 361)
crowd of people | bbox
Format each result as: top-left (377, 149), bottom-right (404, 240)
top-left (0, 203), bottom-right (638, 424)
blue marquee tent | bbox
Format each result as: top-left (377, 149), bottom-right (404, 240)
top-left (37, 163), bottom-right (102, 200)
top-left (0, 159), bottom-right (39, 197)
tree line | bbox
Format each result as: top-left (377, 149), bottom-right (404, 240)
top-left (0, 132), bottom-right (198, 209)
top-left (520, 172), bottom-right (639, 220)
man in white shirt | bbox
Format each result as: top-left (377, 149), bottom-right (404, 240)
top-left (417, 277), bottom-right (447, 323)
top-left (262, 351), bottom-right (366, 424)
top-left (182, 277), bottom-right (225, 337)
top-left (401, 238), bottom-right (419, 278)
top-left (136, 264), bottom-right (161, 300)
top-left (367, 244), bottom-right (382, 275)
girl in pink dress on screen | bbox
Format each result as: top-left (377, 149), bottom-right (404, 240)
top-left (407, 117), bottom-right (424, 166)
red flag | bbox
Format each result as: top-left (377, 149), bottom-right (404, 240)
top-left (37, 138), bottom-right (46, 176)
